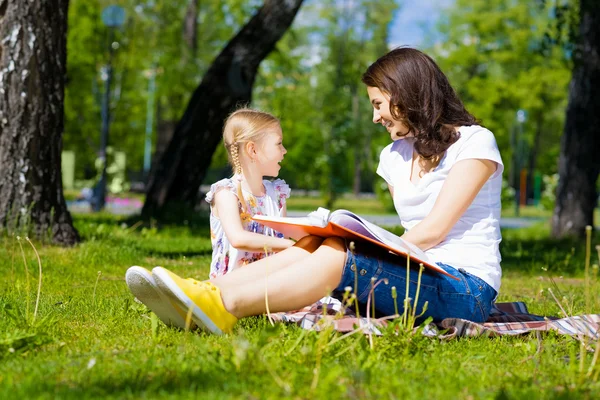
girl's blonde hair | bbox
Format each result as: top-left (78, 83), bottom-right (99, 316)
top-left (222, 107), bottom-right (280, 213)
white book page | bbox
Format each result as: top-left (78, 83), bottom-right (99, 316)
top-left (253, 210), bottom-right (329, 228)
top-left (330, 209), bottom-right (430, 262)
top-left (306, 207), bottom-right (331, 226)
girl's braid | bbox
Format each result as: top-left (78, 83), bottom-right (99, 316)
top-left (229, 142), bottom-right (248, 214)
top-left (230, 142), bottom-right (243, 176)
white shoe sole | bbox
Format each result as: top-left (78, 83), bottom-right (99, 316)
top-left (152, 267), bottom-right (223, 335)
top-left (125, 266), bottom-right (192, 329)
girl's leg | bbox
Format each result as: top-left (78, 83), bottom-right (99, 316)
top-left (211, 235), bottom-right (325, 287)
top-left (218, 237), bottom-right (347, 318)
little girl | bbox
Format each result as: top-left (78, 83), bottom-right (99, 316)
top-left (126, 108), bottom-right (294, 328)
top-left (206, 108), bottom-right (294, 278)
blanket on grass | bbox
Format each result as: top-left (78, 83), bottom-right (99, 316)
top-left (271, 297), bottom-right (600, 340)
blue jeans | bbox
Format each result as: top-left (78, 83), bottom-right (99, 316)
top-left (334, 245), bottom-right (497, 323)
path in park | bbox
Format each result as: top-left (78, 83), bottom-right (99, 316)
top-left (68, 201), bottom-right (546, 228)
top-left (286, 211), bottom-right (546, 229)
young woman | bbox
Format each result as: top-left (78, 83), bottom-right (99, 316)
top-left (139, 48), bottom-right (503, 335)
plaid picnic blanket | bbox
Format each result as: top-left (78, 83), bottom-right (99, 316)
top-left (271, 297), bottom-right (600, 340)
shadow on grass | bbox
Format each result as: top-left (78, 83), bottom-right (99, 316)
top-left (143, 249), bottom-right (213, 259)
top-left (22, 368), bottom-right (246, 398)
top-left (70, 213), bottom-right (599, 278)
top-left (73, 212), bottom-right (212, 238)
top-left (500, 225), bottom-right (599, 276)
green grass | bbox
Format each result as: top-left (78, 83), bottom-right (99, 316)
top-left (287, 196), bottom-right (390, 215)
top-left (500, 205), bottom-right (552, 219)
top-left (1, 215), bottom-right (599, 399)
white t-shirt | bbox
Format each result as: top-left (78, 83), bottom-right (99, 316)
top-left (376, 125), bottom-right (503, 293)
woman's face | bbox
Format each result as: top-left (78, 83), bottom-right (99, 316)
top-left (367, 86), bottom-right (412, 141)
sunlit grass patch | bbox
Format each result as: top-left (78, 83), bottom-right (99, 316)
top-left (0, 214), bottom-right (599, 398)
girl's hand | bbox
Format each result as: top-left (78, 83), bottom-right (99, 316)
top-left (214, 190), bottom-right (295, 252)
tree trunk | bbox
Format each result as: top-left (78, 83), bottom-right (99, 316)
top-left (527, 109), bottom-right (543, 202)
top-left (0, 0), bottom-right (80, 245)
top-left (352, 87), bottom-right (362, 196)
top-left (552, 0), bottom-right (600, 238)
top-left (183, 0), bottom-right (199, 57)
top-left (142, 0), bottom-right (303, 218)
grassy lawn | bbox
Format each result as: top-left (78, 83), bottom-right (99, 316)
top-left (1, 215), bottom-right (599, 399)
top-left (286, 196), bottom-right (390, 215)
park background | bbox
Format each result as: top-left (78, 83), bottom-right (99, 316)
top-left (1, 0), bottom-right (600, 398)
top-left (57, 0), bottom-right (584, 220)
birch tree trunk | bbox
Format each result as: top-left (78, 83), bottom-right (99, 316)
top-left (142, 0), bottom-right (303, 218)
top-left (552, 0), bottom-right (600, 238)
top-left (0, 0), bottom-right (80, 245)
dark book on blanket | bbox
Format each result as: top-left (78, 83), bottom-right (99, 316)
top-left (252, 207), bottom-right (456, 280)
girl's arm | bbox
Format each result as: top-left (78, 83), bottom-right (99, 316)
top-left (214, 190), bottom-right (295, 252)
top-left (400, 158), bottom-right (497, 251)
top-left (280, 203), bottom-right (287, 217)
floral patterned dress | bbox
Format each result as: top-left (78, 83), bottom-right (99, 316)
top-left (205, 178), bottom-right (290, 278)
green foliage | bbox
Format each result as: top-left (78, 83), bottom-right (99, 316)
top-left (541, 173), bottom-right (559, 211)
top-left (64, 0), bottom-right (260, 180)
top-left (218, 0), bottom-right (400, 201)
top-left (374, 179), bottom-right (395, 213)
top-left (72, 146), bottom-right (130, 194)
top-left (433, 0), bottom-right (572, 192)
top-left (1, 216), bottom-right (600, 397)
top-left (501, 178), bottom-right (516, 210)
top-left (63, 0), bottom-right (577, 205)
top-left (286, 195), bottom-right (389, 215)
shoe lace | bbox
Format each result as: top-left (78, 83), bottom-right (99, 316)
top-left (187, 279), bottom-right (218, 291)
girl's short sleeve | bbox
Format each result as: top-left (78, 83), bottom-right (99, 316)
top-left (271, 179), bottom-right (290, 209)
top-left (205, 178), bottom-right (237, 204)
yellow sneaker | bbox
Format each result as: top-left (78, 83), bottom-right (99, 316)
top-left (125, 266), bottom-right (196, 330)
top-left (152, 267), bottom-right (238, 335)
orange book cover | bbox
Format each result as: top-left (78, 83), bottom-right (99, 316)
top-left (253, 211), bottom-right (456, 280)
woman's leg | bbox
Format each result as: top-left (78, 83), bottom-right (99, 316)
top-left (333, 246), bottom-right (496, 323)
top-left (211, 235), bottom-right (325, 287)
top-left (217, 237), bottom-right (347, 318)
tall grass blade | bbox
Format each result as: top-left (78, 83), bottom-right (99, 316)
top-left (25, 237), bottom-right (43, 323)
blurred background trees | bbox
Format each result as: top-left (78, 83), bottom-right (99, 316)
top-left (141, 0), bottom-right (304, 217)
top-left (49, 0), bottom-right (598, 234)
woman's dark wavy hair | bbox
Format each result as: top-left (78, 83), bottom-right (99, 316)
top-left (362, 47), bottom-right (477, 160)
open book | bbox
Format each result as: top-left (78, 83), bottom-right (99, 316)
top-left (253, 208), bottom-right (456, 279)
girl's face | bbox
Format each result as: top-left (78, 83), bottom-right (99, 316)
top-left (254, 126), bottom-right (287, 177)
top-left (367, 86), bottom-right (412, 141)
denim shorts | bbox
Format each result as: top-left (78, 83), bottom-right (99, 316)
top-left (334, 245), bottom-right (497, 323)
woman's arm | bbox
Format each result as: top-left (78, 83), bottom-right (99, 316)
top-left (214, 190), bottom-right (295, 252)
top-left (401, 158), bottom-right (497, 251)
